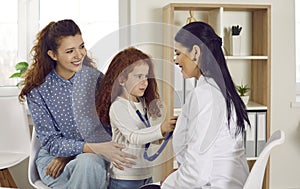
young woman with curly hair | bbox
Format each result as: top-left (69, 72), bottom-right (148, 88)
top-left (19, 19), bottom-right (136, 189)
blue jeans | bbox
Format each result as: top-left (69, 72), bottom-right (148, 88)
top-left (36, 148), bottom-right (108, 189)
top-left (109, 177), bottom-right (152, 189)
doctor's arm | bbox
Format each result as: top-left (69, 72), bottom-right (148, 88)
top-left (161, 118), bottom-right (212, 188)
top-left (161, 91), bottom-right (215, 188)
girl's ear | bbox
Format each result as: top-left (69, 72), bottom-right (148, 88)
top-left (47, 50), bottom-right (57, 61)
top-left (118, 76), bottom-right (125, 86)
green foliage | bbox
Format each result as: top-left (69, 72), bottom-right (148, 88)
top-left (9, 61), bottom-right (28, 78)
top-left (236, 83), bottom-right (250, 96)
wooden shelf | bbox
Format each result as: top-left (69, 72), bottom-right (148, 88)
top-left (225, 56), bottom-right (268, 60)
top-left (175, 101), bottom-right (268, 114)
top-left (247, 157), bottom-right (259, 161)
top-left (246, 101), bottom-right (268, 111)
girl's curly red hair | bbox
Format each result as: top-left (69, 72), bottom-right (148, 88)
top-left (96, 47), bottom-right (160, 125)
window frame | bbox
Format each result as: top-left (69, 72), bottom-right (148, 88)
top-left (295, 0), bottom-right (300, 104)
top-left (18, 0), bottom-right (39, 62)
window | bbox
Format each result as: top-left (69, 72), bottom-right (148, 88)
top-left (0, 0), bottom-right (18, 86)
top-left (39, 0), bottom-right (119, 50)
top-left (40, 0), bottom-right (119, 72)
top-left (0, 0), bottom-right (119, 86)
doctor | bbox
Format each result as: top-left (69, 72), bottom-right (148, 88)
top-left (161, 22), bottom-right (250, 189)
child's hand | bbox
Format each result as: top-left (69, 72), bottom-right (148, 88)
top-left (160, 116), bottom-right (178, 136)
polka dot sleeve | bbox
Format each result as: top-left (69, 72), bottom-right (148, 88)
top-left (26, 73), bottom-right (85, 157)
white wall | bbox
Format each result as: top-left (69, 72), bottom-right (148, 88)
top-left (129, 0), bottom-right (300, 188)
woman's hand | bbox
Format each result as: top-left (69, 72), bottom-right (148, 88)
top-left (160, 116), bottom-right (178, 136)
top-left (46, 156), bottom-right (74, 178)
top-left (83, 142), bottom-right (137, 170)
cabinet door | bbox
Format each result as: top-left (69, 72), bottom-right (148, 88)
top-left (256, 112), bottom-right (267, 156)
top-left (245, 112), bottom-right (256, 157)
top-left (245, 111), bottom-right (267, 158)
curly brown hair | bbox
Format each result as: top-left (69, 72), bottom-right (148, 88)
top-left (96, 47), bottom-right (160, 125)
top-left (19, 19), bottom-right (94, 102)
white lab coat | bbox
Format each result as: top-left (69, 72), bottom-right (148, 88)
top-left (161, 76), bottom-right (249, 189)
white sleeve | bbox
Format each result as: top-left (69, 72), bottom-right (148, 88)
top-left (162, 86), bottom-right (223, 188)
top-left (110, 102), bottom-right (163, 145)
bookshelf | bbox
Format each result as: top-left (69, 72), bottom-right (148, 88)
top-left (162, 3), bottom-right (271, 189)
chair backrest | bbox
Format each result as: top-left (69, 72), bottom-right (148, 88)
top-left (28, 129), bottom-right (52, 189)
top-left (243, 130), bottom-right (285, 189)
top-left (28, 129), bottom-right (41, 187)
top-left (0, 88), bottom-right (31, 168)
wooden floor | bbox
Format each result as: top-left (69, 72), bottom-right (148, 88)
top-left (0, 168), bottom-right (17, 188)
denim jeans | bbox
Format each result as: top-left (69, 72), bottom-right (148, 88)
top-left (109, 177), bottom-right (152, 189)
top-left (36, 148), bottom-right (108, 189)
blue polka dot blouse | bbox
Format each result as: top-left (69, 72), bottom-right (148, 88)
top-left (27, 64), bottom-right (111, 157)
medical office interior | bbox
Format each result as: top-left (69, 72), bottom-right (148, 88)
top-left (0, 0), bottom-right (299, 188)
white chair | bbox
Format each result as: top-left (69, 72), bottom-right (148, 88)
top-left (28, 129), bottom-right (52, 189)
top-left (243, 130), bottom-right (285, 189)
top-left (0, 87), bottom-right (30, 188)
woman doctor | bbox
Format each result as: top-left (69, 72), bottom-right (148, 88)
top-left (161, 22), bottom-right (250, 189)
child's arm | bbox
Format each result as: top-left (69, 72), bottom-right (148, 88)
top-left (109, 101), bottom-right (175, 144)
top-left (110, 108), bottom-right (163, 144)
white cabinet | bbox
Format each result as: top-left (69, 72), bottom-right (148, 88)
top-left (245, 110), bottom-right (267, 158)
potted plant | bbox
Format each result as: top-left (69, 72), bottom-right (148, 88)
top-left (236, 83), bottom-right (250, 105)
top-left (9, 61), bottom-right (29, 87)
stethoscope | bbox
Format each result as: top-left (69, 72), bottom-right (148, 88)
top-left (122, 85), bottom-right (173, 161)
top-left (130, 97), bottom-right (173, 161)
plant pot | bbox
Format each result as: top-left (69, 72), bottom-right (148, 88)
top-left (241, 95), bottom-right (249, 105)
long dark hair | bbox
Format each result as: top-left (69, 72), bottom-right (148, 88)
top-left (175, 21), bottom-right (250, 135)
top-left (19, 19), bottom-right (94, 101)
top-left (96, 47), bottom-right (160, 125)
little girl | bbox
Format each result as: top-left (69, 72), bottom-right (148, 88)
top-left (96, 47), bottom-right (177, 189)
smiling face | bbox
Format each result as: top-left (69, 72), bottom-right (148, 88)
top-left (122, 62), bottom-right (149, 102)
top-left (48, 34), bottom-right (86, 80)
top-left (174, 42), bottom-right (200, 79)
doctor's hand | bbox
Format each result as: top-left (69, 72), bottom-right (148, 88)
top-left (83, 142), bottom-right (137, 170)
top-left (160, 116), bottom-right (178, 137)
top-left (46, 156), bottom-right (74, 178)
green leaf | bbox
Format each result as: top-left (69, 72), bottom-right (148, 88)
top-left (9, 61), bottom-right (29, 80)
top-left (235, 83), bottom-right (250, 96)
top-left (9, 72), bottom-right (22, 78)
top-left (15, 62), bottom-right (29, 71)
